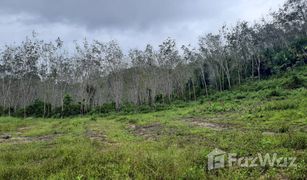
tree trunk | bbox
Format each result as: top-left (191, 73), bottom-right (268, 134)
top-left (192, 80), bottom-right (196, 101)
top-left (200, 66), bottom-right (208, 96)
top-left (257, 55), bottom-right (261, 80)
top-left (147, 88), bottom-right (152, 106)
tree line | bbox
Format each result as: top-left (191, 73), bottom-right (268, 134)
top-left (0, 0), bottom-right (306, 117)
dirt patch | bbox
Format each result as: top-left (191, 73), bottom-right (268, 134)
top-left (129, 123), bottom-right (170, 140)
top-left (17, 126), bottom-right (32, 132)
top-left (0, 134), bottom-right (12, 140)
top-left (14, 126), bottom-right (33, 136)
top-left (0, 134), bottom-right (60, 144)
top-left (86, 129), bottom-right (107, 142)
top-left (262, 132), bottom-right (277, 136)
top-left (183, 117), bottom-right (234, 131)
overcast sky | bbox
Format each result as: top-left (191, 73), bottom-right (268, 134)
top-left (0, 0), bottom-right (286, 52)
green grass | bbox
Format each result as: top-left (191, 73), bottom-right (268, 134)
top-left (0, 67), bottom-right (306, 179)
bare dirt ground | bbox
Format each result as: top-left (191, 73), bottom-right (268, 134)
top-left (128, 123), bottom-right (180, 140)
top-left (85, 129), bottom-right (107, 142)
top-left (0, 134), bottom-right (60, 144)
top-left (183, 117), bottom-right (235, 131)
top-left (128, 123), bottom-right (164, 140)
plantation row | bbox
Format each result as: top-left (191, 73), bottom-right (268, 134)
top-left (0, 0), bottom-right (306, 117)
top-left (0, 70), bottom-right (305, 118)
top-left (0, 66), bottom-right (306, 179)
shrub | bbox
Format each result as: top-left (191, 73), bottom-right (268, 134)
top-left (235, 94), bottom-right (246, 100)
top-left (264, 101), bottom-right (298, 111)
top-left (199, 97), bottom-right (206, 104)
top-left (137, 105), bottom-right (153, 113)
top-left (282, 133), bottom-right (307, 150)
top-left (121, 103), bottom-right (137, 113)
top-left (64, 104), bottom-right (81, 117)
top-left (283, 75), bottom-right (306, 89)
top-left (3, 107), bottom-right (14, 115)
top-left (266, 89), bottom-right (282, 98)
top-left (62, 94), bottom-right (81, 117)
top-left (154, 103), bottom-right (169, 111)
top-left (15, 108), bottom-right (26, 117)
top-left (207, 102), bottom-right (236, 113)
top-left (89, 116), bottom-right (97, 121)
top-left (155, 94), bottom-right (164, 104)
top-left (0, 106), bottom-right (3, 116)
top-left (25, 99), bottom-right (52, 117)
top-left (63, 94), bottom-right (73, 107)
top-left (278, 124), bottom-right (290, 133)
top-left (91, 103), bottom-right (116, 114)
top-left (50, 94), bottom-right (82, 117)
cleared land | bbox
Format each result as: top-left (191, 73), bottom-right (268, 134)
top-left (0, 68), bottom-right (306, 179)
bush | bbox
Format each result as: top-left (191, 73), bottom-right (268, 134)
top-left (121, 103), bottom-right (138, 113)
top-left (154, 103), bottom-right (169, 111)
top-left (199, 97), bottom-right (205, 104)
top-left (11, 100), bottom-right (51, 118)
top-left (236, 94), bottom-right (246, 100)
top-left (137, 105), bottom-right (153, 113)
top-left (207, 102), bottom-right (235, 113)
top-left (89, 116), bottom-right (97, 121)
top-left (26, 99), bottom-right (52, 117)
top-left (266, 89), bottom-right (282, 98)
top-left (51, 94), bottom-right (82, 117)
top-left (283, 75), bottom-right (306, 89)
top-left (15, 108), bottom-right (26, 117)
top-left (155, 94), bottom-right (164, 104)
top-left (264, 101), bottom-right (298, 111)
top-left (91, 103), bottom-right (116, 114)
top-left (3, 107), bottom-right (14, 115)
top-left (0, 106), bottom-right (3, 116)
top-left (62, 94), bottom-right (81, 117)
top-left (120, 103), bottom-right (157, 114)
top-left (278, 124), bottom-right (290, 133)
top-left (282, 133), bottom-right (307, 150)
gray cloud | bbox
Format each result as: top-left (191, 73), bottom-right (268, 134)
top-left (0, 0), bottom-right (234, 29)
top-left (0, 0), bottom-right (286, 51)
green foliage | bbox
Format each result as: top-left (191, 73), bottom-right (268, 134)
top-left (278, 124), bottom-right (290, 133)
top-left (136, 105), bottom-right (153, 113)
top-left (14, 108), bottom-right (26, 117)
top-left (206, 102), bottom-right (237, 113)
top-left (91, 103), bottom-right (116, 114)
top-left (282, 133), bottom-right (307, 150)
top-left (283, 75), bottom-right (306, 89)
top-left (235, 94), bottom-right (246, 100)
top-left (121, 103), bottom-right (140, 113)
top-left (154, 103), bottom-right (170, 111)
top-left (26, 99), bottom-right (52, 117)
top-left (0, 106), bottom-right (3, 116)
top-left (0, 66), bottom-right (306, 179)
top-left (62, 105), bottom-right (81, 117)
top-left (63, 94), bottom-right (73, 107)
top-left (155, 94), bottom-right (164, 104)
top-left (51, 94), bottom-right (82, 118)
top-left (89, 116), bottom-right (97, 121)
top-left (271, 38), bottom-right (307, 74)
top-left (266, 89), bottom-right (282, 98)
top-left (199, 96), bottom-right (206, 104)
top-left (120, 103), bottom-right (170, 114)
top-left (264, 100), bottom-right (298, 111)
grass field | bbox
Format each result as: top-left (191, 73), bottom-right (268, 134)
top-left (0, 67), bottom-right (306, 179)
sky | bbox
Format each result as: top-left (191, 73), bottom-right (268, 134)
top-left (0, 0), bottom-right (286, 52)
